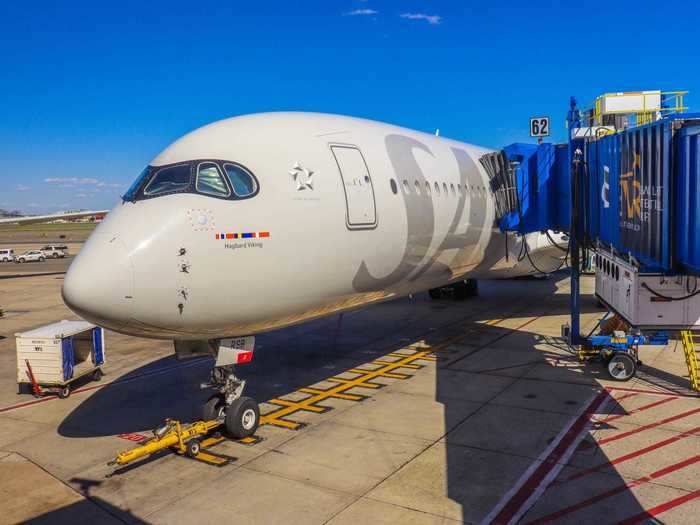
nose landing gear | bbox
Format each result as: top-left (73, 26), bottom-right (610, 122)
top-left (198, 338), bottom-right (260, 439)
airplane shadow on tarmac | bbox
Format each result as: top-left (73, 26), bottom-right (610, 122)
top-left (55, 273), bottom-right (671, 523)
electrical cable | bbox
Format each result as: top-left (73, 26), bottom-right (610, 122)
top-left (545, 230), bottom-right (569, 252)
top-left (521, 231), bottom-right (570, 275)
top-left (641, 281), bottom-right (700, 301)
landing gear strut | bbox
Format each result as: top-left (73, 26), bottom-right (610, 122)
top-left (198, 338), bottom-right (260, 439)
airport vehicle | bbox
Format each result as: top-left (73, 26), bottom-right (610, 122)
top-left (40, 245), bottom-right (68, 258)
top-left (50, 112), bottom-right (566, 438)
top-left (110, 418), bottom-right (234, 468)
top-left (14, 250), bottom-right (46, 263)
top-left (16, 320), bottom-right (105, 398)
top-left (0, 248), bottom-right (14, 262)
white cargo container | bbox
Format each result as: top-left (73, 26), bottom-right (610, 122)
top-left (16, 320), bottom-right (105, 398)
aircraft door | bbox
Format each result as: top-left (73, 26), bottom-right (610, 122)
top-left (330, 145), bottom-right (377, 229)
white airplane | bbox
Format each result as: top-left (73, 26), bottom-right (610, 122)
top-left (45, 112), bottom-right (565, 438)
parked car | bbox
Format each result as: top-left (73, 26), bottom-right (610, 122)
top-left (40, 245), bottom-right (68, 258)
top-left (0, 249), bottom-right (14, 262)
top-left (14, 251), bottom-right (46, 263)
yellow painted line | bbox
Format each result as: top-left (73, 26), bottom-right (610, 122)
top-left (256, 316), bottom-right (509, 433)
top-left (298, 387), bottom-right (364, 401)
top-left (327, 377), bottom-right (382, 388)
top-left (267, 398), bottom-right (327, 413)
top-left (373, 360), bottom-right (421, 369)
top-left (259, 414), bottom-right (303, 430)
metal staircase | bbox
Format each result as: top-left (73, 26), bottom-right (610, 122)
top-left (680, 331), bottom-right (700, 391)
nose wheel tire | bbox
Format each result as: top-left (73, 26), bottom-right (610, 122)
top-left (225, 397), bottom-right (260, 439)
top-left (58, 385), bottom-right (71, 399)
top-left (607, 353), bottom-right (637, 381)
top-left (201, 394), bottom-right (227, 422)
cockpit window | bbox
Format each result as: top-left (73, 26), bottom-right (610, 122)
top-left (124, 159), bottom-right (259, 202)
top-left (196, 162), bottom-right (230, 197)
top-left (123, 167), bottom-right (150, 201)
top-left (224, 163), bottom-right (257, 197)
top-left (144, 164), bottom-right (192, 196)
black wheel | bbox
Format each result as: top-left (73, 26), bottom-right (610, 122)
top-left (19, 258), bottom-right (25, 263)
top-left (201, 394), bottom-right (226, 421)
top-left (52, 253), bottom-right (59, 258)
top-left (58, 385), bottom-right (71, 399)
top-left (39, 257), bottom-right (45, 262)
top-left (607, 353), bottom-right (637, 381)
top-left (186, 439), bottom-right (201, 457)
top-left (92, 368), bottom-right (103, 381)
top-left (428, 288), bottom-right (442, 300)
top-left (225, 397), bottom-right (260, 439)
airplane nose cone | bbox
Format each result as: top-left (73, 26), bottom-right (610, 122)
top-left (62, 235), bottom-right (134, 330)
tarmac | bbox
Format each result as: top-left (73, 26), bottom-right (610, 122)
top-left (0, 269), bottom-right (699, 524)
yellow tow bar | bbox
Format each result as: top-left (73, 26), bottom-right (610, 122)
top-left (109, 419), bottom-right (229, 468)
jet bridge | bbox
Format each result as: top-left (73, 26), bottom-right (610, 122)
top-left (483, 91), bottom-right (700, 386)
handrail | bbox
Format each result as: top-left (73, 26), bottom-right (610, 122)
top-left (680, 330), bottom-right (700, 391)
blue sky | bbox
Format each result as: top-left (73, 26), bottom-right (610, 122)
top-left (2, 1), bottom-right (698, 213)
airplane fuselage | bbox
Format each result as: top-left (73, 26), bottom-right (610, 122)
top-left (62, 113), bottom-right (561, 340)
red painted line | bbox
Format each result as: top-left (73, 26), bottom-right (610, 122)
top-left (602, 396), bottom-right (678, 423)
top-left (612, 392), bottom-right (640, 404)
top-left (607, 385), bottom-right (695, 398)
top-left (0, 359), bottom-right (206, 414)
top-left (118, 432), bottom-right (148, 443)
top-left (598, 406), bottom-right (700, 445)
top-left (482, 390), bottom-right (610, 525)
top-left (618, 488), bottom-right (700, 525)
top-left (527, 454), bottom-right (700, 524)
top-left (562, 425), bottom-right (700, 484)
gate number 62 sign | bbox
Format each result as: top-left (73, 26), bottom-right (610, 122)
top-left (530, 116), bottom-right (550, 137)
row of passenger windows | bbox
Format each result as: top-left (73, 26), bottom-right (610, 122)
top-left (123, 160), bottom-right (258, 202)
top-left (389, 178), bottom-right (488, 197)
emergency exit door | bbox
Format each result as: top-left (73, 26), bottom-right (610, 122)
top-left (330, 145), bottom-right (377, 229)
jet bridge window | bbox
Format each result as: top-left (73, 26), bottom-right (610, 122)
top-left (197, 162), bottom-right (230, 197)
top-left (144, 164), bottom-right (192, 196)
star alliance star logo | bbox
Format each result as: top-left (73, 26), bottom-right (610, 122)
top-left (289, 162), bottom-right (314, 191)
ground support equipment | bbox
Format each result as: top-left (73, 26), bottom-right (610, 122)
top-left (109, 419), bottom-right (236, 468)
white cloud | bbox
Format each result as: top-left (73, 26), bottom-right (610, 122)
top-left (45, 177), bottom-right (99, 185)
top-left (15, 184), bottom-right (31, 191)
top-left (400, 12), bottom-right (442, 24)
top-left (44, 177), bottom-right (123, 189)
top-left (345, 8), bottom-right (378, 16)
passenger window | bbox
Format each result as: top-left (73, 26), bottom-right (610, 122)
top-left (197, 162), bottom-right (230, 197)
top-left (450, 183), bottom-right (456, 196)
top-left (414, 180), bottom-right (421, 195)
top-left (144, 164), bottom-right (192, 195)
top-left (403, 180), bottom-right (410, 193)
top-left (390, 179), bottom-right (398, 194)
top-left (443, 182), bottom-right (448, 194)
top-left (224, 164), bottom-right (257, 197)
top-left (425, 181), bottom-right (431, 194)
top-left (434, 182), bottom-right (440, 195)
